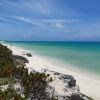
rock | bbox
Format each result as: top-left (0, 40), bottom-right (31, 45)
top-left (68, 79), bottom-right (76, 87)
top-left (13, 55), bottom-right (29, 67)
top-left (59, 74), bottom-right (76, 87)
top-left (22, 53), bottom-right (32, 57)
top-left (58, 95), bottom-right (70, 100)
top-left (46, 85), bottom-right (57, 98)
top-left (54, 72), bottom-right (61, 75)
top-left (68, 94), bottom-right (82, 100)
top-left (26, 53), bottom-right (32, 57)
top-left (13, 55), bottom-right (29, 63)
top-left (80, 93), bottom-right (93, 100)
top-left (61, 74), bottom-right (74, 80)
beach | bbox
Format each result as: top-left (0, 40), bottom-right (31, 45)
top-left (4, 43), bottom-right (100, 100)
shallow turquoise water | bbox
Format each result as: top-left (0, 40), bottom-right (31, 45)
top-left (5, 41), bottom-right (100, 75)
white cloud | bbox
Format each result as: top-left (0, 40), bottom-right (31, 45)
top-left (0, 14), bottom-right (79, 31)
top-left (14, 16), bottom-right (44, 27)
top-left (14, 16), bottom-right (79, 26)
top-left (55, 22), bottom-right (64, 28)
top-left (14, 16), bottom-right (32, 24)
top-left (0, 16), bottom-right (14, 23)
top-left (0, 17), bottom-right (8, 21)
top-left (41, 19), bottom-right (79, 23)
top-left (51, 22), bottom-right (64, 28)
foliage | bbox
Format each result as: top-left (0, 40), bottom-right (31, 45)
top-left (0, 44), bottom-right (54, 99)
top-left (0, 44), bottom-right (15, 77)
top-left (0, 86), bottom-right (25, 100)
top-left (16, 66), bottom-right (51, 99)
top-left (0, 77), bottom-right (16, 86)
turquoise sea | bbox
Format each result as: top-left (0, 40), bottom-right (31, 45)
top-left (5, 41), bottom-right (100, 76)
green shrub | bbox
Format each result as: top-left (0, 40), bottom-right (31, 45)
top-left (0, 44), bottom-right (15, 77)
top-left (0, 78), bottom-right (16, 86)
top-left (0, 86), bottom-right (25, 100)
top-left (15, 66), bottom-right (51, 99)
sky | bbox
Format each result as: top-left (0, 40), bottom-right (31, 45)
top-left (0, 0), bottom-right (100, 41)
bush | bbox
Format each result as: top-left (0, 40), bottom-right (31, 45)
top-left (0, 78), bottom-right (16, 86)
top-left (0, 44), bottom-right (15, 77)
top-left (15, 66), bottom-right (52, 99)
top-left (22, 69), bottom-right (50, 99)
top-left (0, 86), bottom-right (25, 100)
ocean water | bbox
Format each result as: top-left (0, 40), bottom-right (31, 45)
top-left (5, 41), bottom-right (100, 76)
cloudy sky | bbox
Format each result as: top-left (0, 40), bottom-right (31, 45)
top-left (0, 0), bottom-right (100, 41)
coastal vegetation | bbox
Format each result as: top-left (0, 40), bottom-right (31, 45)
top-left (0, 78), bottom-right (16, 86)
top-left (0, 44), bottom-right (93, 100)
top-left (0, 86), bottom-right (25, 100)
top-left (15, 66), bottom-right (51, 99)
top-left (0, 44), bottom-right (15, 77)
top-left (0, 44), bottom-right (54, 99)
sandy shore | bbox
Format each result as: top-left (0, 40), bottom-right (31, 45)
top-left (4, 44), bottom-right (100, 100)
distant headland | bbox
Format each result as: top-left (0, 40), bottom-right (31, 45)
top-left (0, 40), bottom-right (7, 42)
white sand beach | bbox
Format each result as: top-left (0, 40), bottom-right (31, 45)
top-left (4, 44), bottom-right (100, 100)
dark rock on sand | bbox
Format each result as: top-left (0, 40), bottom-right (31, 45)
top-left (59, 74), bottom-right (76, 87)
top-left (13, 55), bottom-right (28, 63)
top-left (68, 78), bottom-right (76, 87)
top-left (26, 53), bottom-right (32, 57)
top-left (68, 94), bottom-right (84, 100)
top-left (54, 72), bottom-right (61, 75)
top-left (61, 74), bottom-right (74, 80)
top-left (13, 55), bottom-right (29, 67)
top-left (22, 52), bottom-right (32, 57)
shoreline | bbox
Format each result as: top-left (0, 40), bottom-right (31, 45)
top-left (33, 54), bottom-right (100, 81)
top-left (3, 43), bottom-right (100, 100)
top-left (6, 43), bottom-right (100, 81)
